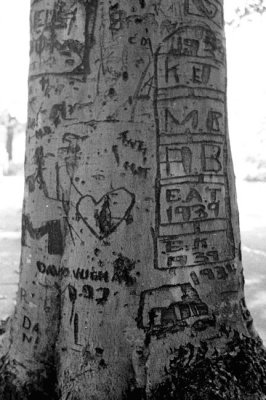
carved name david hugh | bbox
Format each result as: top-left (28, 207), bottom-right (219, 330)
top-left (36, 254), bottom-right (137, 286)
top-left (36, 261), bottom-right (109, 282)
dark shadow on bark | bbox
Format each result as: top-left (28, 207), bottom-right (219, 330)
top-left (151, 331), bottom-right (266, 400)
top-left (124, 387), bottom-right (147, 400)
top-left (0, 354), bottom-right (59, 400)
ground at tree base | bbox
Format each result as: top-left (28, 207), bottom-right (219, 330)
top-left (0, 327), bottom-right (266, 400)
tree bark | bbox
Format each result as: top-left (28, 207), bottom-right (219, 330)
top-left (0, 0), bottom-right (265, 399)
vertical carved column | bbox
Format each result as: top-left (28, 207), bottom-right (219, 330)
top-left (141, 0), bottom-right (253, 390)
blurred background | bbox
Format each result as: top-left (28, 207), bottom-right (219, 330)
top-left (0, 1), bottom-right (266, 341)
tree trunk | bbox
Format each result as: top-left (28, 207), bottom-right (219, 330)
top-left (0, 0), bottom-right (265, 399)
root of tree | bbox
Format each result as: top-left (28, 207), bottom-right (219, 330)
top-left (1, 326), bottom-right (266, 400)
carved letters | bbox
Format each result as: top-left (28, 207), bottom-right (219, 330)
top-left (22, 214), bottom-right (63, 255)
top-left (153, 17), bottom-right (234, 271)
top-left (138, 283), bottom-right (215, 336)
top-left (136, 2), bottom-right (238, 337)
top-left (30, 1), bottom-right (99, 75)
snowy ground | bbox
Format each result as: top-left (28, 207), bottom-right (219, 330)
top-left (0, 175), bottom-right (265, 342)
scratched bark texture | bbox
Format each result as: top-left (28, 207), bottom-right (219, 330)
top-left (0, 1), bottom-right (265, 400)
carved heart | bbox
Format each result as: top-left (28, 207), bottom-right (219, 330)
top-left (76, 188), bottom-right (135, 240)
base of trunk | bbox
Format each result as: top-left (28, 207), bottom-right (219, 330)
top-left (1, 323), bottom-right (266, 400)
top-left (0, 356), bottom-right (59, 400)
top-left (151, 332), bottom-right (266, 400)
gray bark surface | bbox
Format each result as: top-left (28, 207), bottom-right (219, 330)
top-left (0, 1), bottom-right (264, 399)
